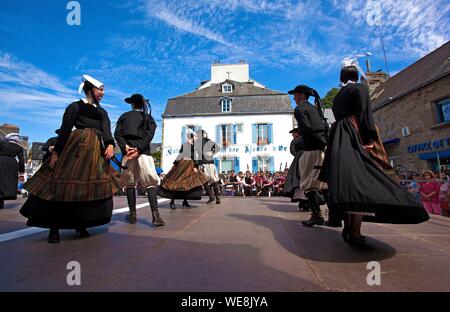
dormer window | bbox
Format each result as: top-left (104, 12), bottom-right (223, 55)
top-left (221, 98), bottom-right (232, 112)
top-left (222, 83), bottom-right (233, 93)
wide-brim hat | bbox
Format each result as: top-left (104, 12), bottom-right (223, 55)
top-left (125, 93), bottom-right (149, 105)
top-left (288, 85), bottom-right (312, 95)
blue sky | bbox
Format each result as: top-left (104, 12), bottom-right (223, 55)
top-left (1, 0), bottom-right (449, 144)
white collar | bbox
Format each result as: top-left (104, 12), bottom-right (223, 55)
top-left (81, 98), bottom-right (97, 108)
top-left (341, 80), bottom-right (356, 87)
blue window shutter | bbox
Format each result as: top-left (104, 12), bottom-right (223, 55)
top-left (233, 124), bottom-right (237, 144)
top-left (252, 124), bottom-right (257, 144)
top-left (268, 124), bottom-right (273, 144)
top-left (234, 157), bottom-right (240, 172)
top-left (181, 126), bottom-right (186, 145)
top-left (227, 125), bottom-right (233, 144)
top-left (252, 157), bottom-right (258, 173)
top-left (216, 125), bottom-right (221, 144)
top-left (214, 158), bottom-right (220, 172)
top-left (270, 157), bottom-right (275, 173)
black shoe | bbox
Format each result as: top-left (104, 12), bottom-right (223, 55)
top-left (76, 228), bottom-right (90, 239)
top-left (301, 215), bottom-right (325, 227)
top-left (152, 212), bottom-right (165, 226)
top-left (348, 235), bottom-right (374, 251)
top-left (48, 228), bottom-right (60, 243)
top-left (126, 212), bottom-right (137, 224)
top-left (0, 200), bottom-right (4, 209)
top-left (182, 200), bottom-right (191, 208)
top-left (216, 198), bottom-right (221, 204)
top-left (206, 197), bottom-right (215, 204)
top-left (169, 200), bottom-right (176, 210)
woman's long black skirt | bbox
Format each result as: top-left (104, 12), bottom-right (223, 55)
top-left (19, 129), bottom-right (123, 229)
top-left (0, 155), bottom-right (19, 200)
top-left (319, 118), bottom-right (429, 224)
top-left (20, 196), bottom-right (113, 229)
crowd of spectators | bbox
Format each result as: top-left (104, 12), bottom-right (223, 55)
top-left (215, 169), bottom-right (289, 197)
top-left (395, 169), bottom-right (450, 217)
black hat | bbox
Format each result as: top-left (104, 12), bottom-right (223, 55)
top-left (289, 128), bottom-right (300, 134)
top-left (55, 129), bottom-right (60, 135)
top-left (125, 94), bottom-right (149, 105)
top-left (288, 85), bottom-right (312, 95)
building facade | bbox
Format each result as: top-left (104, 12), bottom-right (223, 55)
top-left (161, 63), bottom-right (295, 174)
top-left (372, 41), bottom-right (450, 173)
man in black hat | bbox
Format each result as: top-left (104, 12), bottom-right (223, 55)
top-left (288, 85), bottom-right (327, 227)
top-left (114, 94), bottom-right (165, 226)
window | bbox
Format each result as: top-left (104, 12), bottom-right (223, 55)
top-left (218, 157), bottom-right (240, 173)
top-left (222, 83), bottom-right (233, 93)
top-left (221, 98), bottom-right (232, 112)
top-left (252, 156), bottom-right (275, 173)
top-left (221, 159), bottom-right (233, 172)
top-left (437, 98), bottom-right (450, 123)
top-left (258, 124), bottom-right (268, 145)
top-left (181, 125), bottom-right (200, 144)
top-left (216, 124), bottom-right (237, 147)
top-left (252, 123), bottom-right (273, 145)
top-left (236, 123), bottom-right (243, 133)
top-left (258, 157), bottom-right (272, 172)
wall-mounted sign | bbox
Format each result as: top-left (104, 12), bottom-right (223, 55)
top-left (407, 137), bottom-right (450, 153)
top-left (401, 127), bottom-right (411, 137)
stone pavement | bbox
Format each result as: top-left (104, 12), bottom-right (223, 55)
top-left (0, 196), bottom-right (449, 291)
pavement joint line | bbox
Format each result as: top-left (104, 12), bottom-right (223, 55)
top-left (89, 200), bottom-right (219, 291)
top-left (0, 198), bottom-right (169, 243)
top-left (376, 222), bottom-right (450, 255)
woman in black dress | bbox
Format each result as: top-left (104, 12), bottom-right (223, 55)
top-left (0, 133), bottom-right (25, 209)
top-left (20, 75), bottom-right (124, 243)
top-left (158, 130), bottom-right (208, 209)
top-left (319, 63), bottom-right (429, 250)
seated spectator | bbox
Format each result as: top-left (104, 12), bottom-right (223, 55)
top-left (258, 173), bottom-right (273, 197)
top-left (254, 172), bottom-right (263, 195)
top-left (243, 171), bottom-right (255, 196)
top-left (237, 172), bottom-right (245, 196)
top-left (227, 171), bottom-right (240, 196)
top-left (273, 173), bottom-right (286, 195)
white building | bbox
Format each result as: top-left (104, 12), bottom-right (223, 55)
top-left (161, 62), bottom-right (296, 174)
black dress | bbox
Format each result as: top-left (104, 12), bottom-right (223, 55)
top-left (157, 141), bottom-right (208, 200)
top-left (20, 100), bottom-right (123, 229)
top-left (0, 141), bottom-right (25, 200)
top-left (319, 83), bottom-right (429, 224)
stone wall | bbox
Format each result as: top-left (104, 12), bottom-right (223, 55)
top-left (373, 75), bottom-right (450, 171)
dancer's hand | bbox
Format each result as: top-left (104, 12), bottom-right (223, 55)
top-left (50, 153), bottom-right (58, 169)
top-left (125, 150), bottom-right (138, 160)
top-left (104, 145), bottom-right (114, 160)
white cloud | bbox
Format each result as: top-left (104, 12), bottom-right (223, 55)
top-left (335, 0), bottom-right (450, 56)
top-left (0, 52), bottom-right (129, 138)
